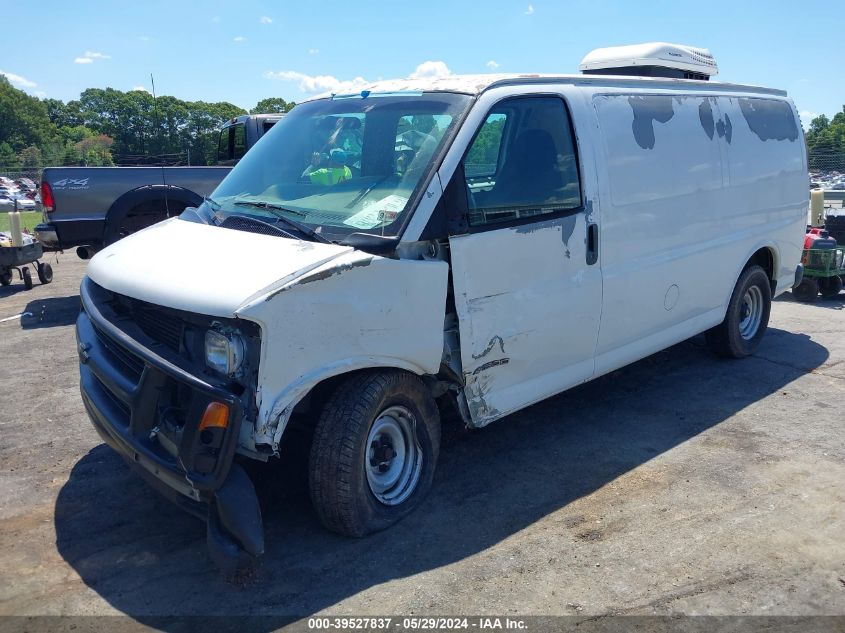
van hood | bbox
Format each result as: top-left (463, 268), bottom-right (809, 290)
top-left (86, 217), bottom-right (353, 317)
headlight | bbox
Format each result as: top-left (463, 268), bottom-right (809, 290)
top-left (205, 329), bottom-right (244, 376)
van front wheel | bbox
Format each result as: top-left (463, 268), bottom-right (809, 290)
top-left (309, 370), bottom-right (441, 537)
top-left (706, 265), bottom-right (771, 358)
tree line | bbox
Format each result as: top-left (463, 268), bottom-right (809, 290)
top-left (0, 75), bottom-right (295, 171)
top-left (805, 107), bottom-right (845, 171)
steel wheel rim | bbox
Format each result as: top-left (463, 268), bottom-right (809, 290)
top-left (365, 405), bottom-right (422, 506)
top-left (739, 285), bottom-right (763, 340)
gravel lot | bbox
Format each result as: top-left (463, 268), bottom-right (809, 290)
top-left (0, 253), bottom-right (843, 624)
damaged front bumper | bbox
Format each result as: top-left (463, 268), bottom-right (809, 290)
top-left (76, 277), bottom-right (264, 573)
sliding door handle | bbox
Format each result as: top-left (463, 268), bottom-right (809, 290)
top-left (586, 223), bottom-right (599, 266)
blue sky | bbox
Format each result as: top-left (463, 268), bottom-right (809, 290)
top-left (0, 0), bottom-right (841, 126)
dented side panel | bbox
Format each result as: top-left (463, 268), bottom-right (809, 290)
top-left (236, 251), bottom-right (449, 447)
top-left (449, 213), bottom-right (602, 426)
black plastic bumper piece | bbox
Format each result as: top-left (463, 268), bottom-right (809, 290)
top-left (77, 277), bottom-right (264, 572)
top-left (793, 263), bottom-right (804, 289)
top-left (207, 463), bottom-right (265, 575)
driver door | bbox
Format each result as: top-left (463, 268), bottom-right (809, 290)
top-left (448, 95), bottom-right (602, 426)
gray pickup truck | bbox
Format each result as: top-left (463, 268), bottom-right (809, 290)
top-left (36, 113), bottom-right (282, 257)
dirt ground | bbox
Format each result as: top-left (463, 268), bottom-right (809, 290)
top-left (0, 252), bottom-right (843, 625)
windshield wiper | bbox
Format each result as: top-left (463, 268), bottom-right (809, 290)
top-left (234, 199), bottom-right (305, 216)
top-left (233, 200), bottom-right (333, 244)
top-left (345, 173), bottom-right (395, 209)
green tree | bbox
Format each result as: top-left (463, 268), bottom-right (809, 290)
top-left (0, 142), bottom-right (21, 170)
top-left (808, 114), bottom-right (829, 137)
top-left (19, 145), bottom-right (43, 171)
top-left (250, 97), bottom-right (295, 114)
top-left (806, 107), bottom-right (845, 171)
top-left (1, 79), bottom-right (296, 168)
top-left (0, 76), bottom-right (56, 152)
top-left (75, 134), bottom-right (114, 166)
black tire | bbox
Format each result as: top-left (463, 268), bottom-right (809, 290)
top-left (792, 278), bottom-right (819, 303)
top-left (37, 262), bottom-right (53, 284)
top-left (819, 275), bottom-right (843, 298)
top-left (706, 265), bottom-right (771, 358)
top-left (0, 270), bottom-right (11, 286)
top-left (309, 370), bottom-right (441, 537)
top-left (22, 267), bottom-right (33, 291)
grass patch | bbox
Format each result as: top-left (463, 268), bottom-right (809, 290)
top-left (0, 211), bottom-right (42, 233)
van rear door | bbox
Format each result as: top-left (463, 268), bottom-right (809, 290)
top-left (448, 95), bottom-right (602, 426)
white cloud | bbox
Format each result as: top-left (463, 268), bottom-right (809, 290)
top-left (525, 4), bottom-right (535, 14)
top-left (0, 70), bottom-right (36, 88)
top-left (259, 16), bottom-right (272, 24)
top-left (131, 85), bottom-right (149, 93)
top-left (266, 61), bottom-right (458, 95)
top-left (799, 110), bottom-right (819, 130)
top-left (308, 48), bottom-right (320, 54)
top-left (264, 70), bottom-right (368, 94)
top-left (233, 36), bottom-right (246, 43)
top-left (74, 51), bottom-right (110, 64)
top-left (408, 60), bottom-right (452, 79)
top-left (486, 60), bottom-right (500, 70)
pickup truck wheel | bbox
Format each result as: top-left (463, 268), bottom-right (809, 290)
top-left (309, 370), bottom-right (441, 537)
top-left (705, 265), bottom-right (771, 358)
top-left (37, 262), bottom-right (53, 284)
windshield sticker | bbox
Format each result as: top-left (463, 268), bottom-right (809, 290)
top-left (343, 194), bottom-right (408, 229)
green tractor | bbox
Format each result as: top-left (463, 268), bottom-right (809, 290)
top-left (792, 228), bottom-right (845, 302)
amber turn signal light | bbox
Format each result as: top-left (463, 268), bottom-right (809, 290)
top-left (198, 402), bottom-right (230, 431)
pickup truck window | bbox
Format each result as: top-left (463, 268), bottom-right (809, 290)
top-left (207, 93), bottom-right (472, 240)
top-left (217, 128), bottom-right (230, 163)
top-left (233, 124), bottom-right (247, 160)
top-left (463, 96), bottom-right (582, 228)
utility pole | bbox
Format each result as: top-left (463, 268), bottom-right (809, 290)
top-left (151, 73), bottom-right (161, 158)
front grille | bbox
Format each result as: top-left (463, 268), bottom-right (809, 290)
top-left (112, 295), bottom-right (185, 352)
top-left (94, 325), bottom-right (144, 382)
top-left (221, 215), bottom-right (294, 238)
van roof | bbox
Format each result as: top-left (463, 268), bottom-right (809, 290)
top-left (305, 73), bottom-right (786, 101)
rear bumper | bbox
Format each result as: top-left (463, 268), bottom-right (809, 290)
top-left (77, 277), bottom-right (264, 570)
top-left (39, 218), bottom-right (105, 250)
top-left (34, 223), bottom-right (59, 249)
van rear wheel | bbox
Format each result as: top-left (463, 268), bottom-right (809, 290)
top-left (309, 370), bottom-right (441, 537)
top-left (706, 265), bottom-right (771, 358)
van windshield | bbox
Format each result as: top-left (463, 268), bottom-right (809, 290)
top-left (207, 93), bottom-right (472, 240)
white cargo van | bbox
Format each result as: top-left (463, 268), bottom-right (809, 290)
top-left (76, 43), bottom-right (808, 571)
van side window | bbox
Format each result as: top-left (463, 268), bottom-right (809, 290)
top-left (463, 97), bottom-right (581, 227)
